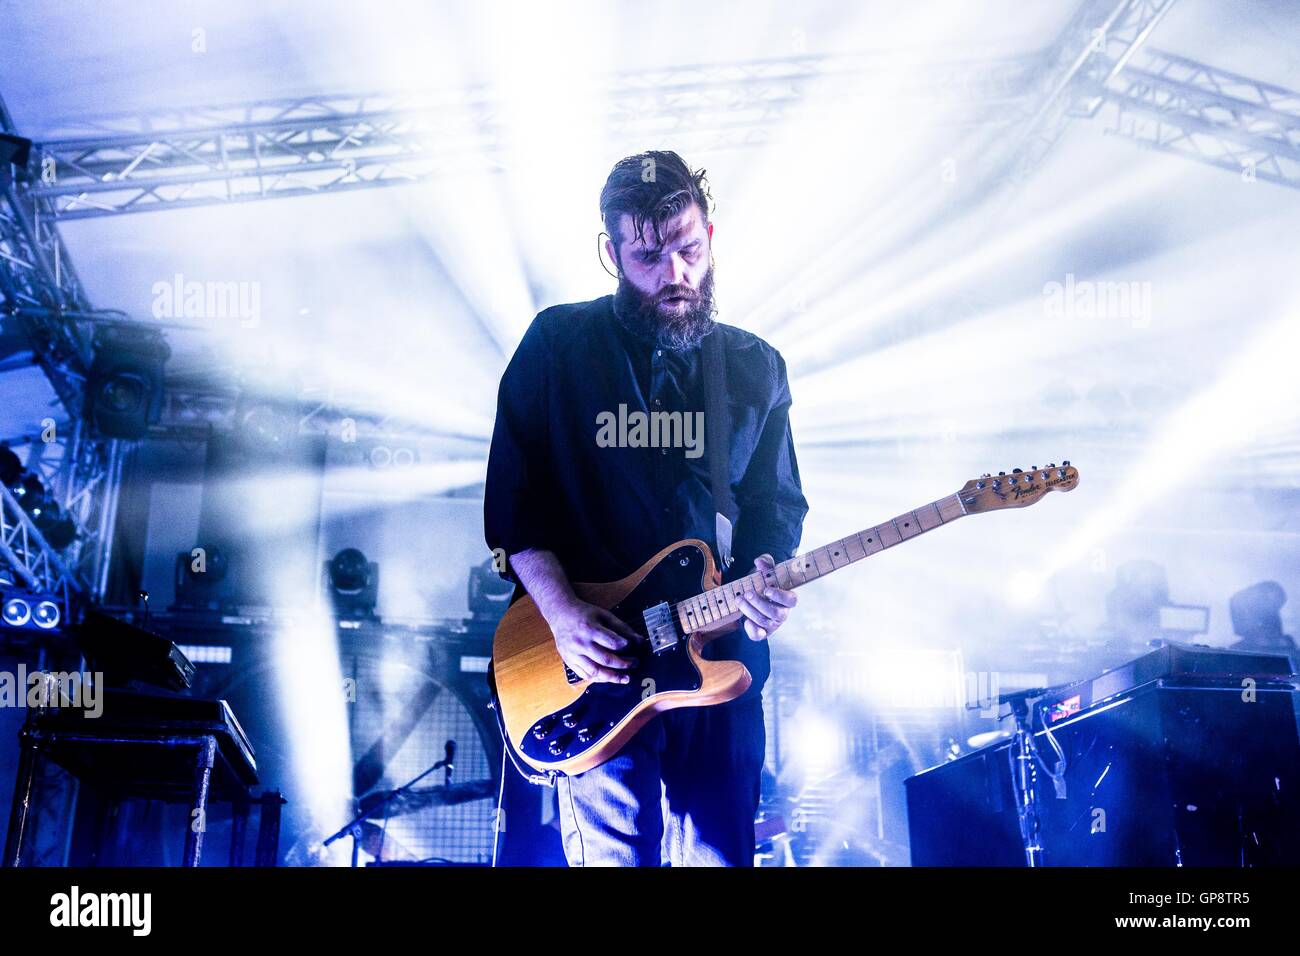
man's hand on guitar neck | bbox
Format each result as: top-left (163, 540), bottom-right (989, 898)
top-left (512, 548), bottom-right (641, 684)
top-left (736, 553), bottom-right (798, 642)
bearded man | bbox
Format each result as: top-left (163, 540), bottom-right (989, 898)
top-left (485, 150), bottom-right (808, 866)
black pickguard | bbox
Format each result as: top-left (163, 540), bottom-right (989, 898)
top-left (518, 543), bottom-right (711, 768)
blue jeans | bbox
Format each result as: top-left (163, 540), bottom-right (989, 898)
top-left (555, 696), bottom-right (765, 866)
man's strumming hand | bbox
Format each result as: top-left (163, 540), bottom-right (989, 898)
top-left (545, 597), bottom-right (641, 684)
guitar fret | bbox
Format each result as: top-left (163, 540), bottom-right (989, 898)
top-left (673, 494), bottom-right (975, 635)
top-left (915, 502), bottom-right (942, 531)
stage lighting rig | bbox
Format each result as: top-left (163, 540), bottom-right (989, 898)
top-left (468, 556), bottom-right (513, 621)
top-left (172, 545), bottom-right (231, 612)
top-left (0, 132), bottom-right (32, 190)
top-left (324, 547), bottom-right (379, 621)
top-left (0, 444), bottom-right (21, 486)
top-left (1, 587), bottom-right (65, 633)
top-left (86, 325), bottom-right (171, 440)
top-left (31, 499), bottom-right (78, 550)
top-left (1, 444), bottom-right (81, 552)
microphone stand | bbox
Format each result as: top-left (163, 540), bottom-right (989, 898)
top-left (999, 688), bottom-right (1047, 867)
top-left (322, 751), bottom-right (455, 867)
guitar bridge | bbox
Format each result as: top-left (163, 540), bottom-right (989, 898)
top-left (642, 602), bottom-right (679, 653)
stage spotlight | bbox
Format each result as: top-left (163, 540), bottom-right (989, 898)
top-left (86, 326), bottom-right (171, 440)
top-left (33, 500), bottom-right (78, 550)
top-left (0, 132), bottom-right (32, 188)
top-left (12, 473), bottom-right (45, 514)
top-left (0, 444), bottom-right (22, 486)
top-left (2, 596), bottom-right (32, 627)
top-left (325, 547), bottom-right (379, 620)
top-left (172, 545), bottom-right (231, 612)
top-left (468, 556), bottom-right (514, 621)
top-left (237, 402), bottom-right (298, 455)
top-left (33, 600), bottom-right (61, 629)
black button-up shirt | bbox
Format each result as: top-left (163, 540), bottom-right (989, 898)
top-left (484, 294), bottom-right (808, 696)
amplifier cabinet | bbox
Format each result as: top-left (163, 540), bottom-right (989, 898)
top-left (905, 681), bottom-right (1300, 866)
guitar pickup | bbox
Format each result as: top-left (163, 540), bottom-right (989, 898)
top-left (642, 602), bottom-right (679, 653)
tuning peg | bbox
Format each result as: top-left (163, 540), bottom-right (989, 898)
top-left (998, 471), bottom-right (1006, 476)
top-left (1012, 468), bottom-right (1023, 474)
top-left (980, 473), bottom-right (990, 479)
top-left (1062, 460), bottom-right (1070, 466)
top-left (1031, 465), bottom-right (1038, 470)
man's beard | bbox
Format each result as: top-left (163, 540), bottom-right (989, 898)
top-left (612, 265), bottom-right (717, 351)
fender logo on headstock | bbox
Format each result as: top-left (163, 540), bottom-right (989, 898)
top-left (1008, 481), bottom-right (1042, 500)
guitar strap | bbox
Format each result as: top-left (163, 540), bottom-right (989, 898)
top-left (702, 328), bottom-right (735, 570)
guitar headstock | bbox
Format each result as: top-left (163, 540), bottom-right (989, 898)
top-left (958, 461), bottom-right (1079, 513)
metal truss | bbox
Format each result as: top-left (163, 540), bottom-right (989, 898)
top-left (152, 380), bottom-right (489, 460)
top-left (14, 419), bottom-right (125, 597)
top-left (0, 480), bottom-right (79, 608)
top-left (0, 95), bottom-right (122, 601)
top-left (1084, 47), bottom-right (1300, 188)
top-left (26, 52), bottom-right (1045, 220)
top-left (991, 0), bottom-right (1183, 194)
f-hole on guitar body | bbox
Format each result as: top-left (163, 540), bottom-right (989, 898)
top-left (492, 538), bottom-right (745, 777)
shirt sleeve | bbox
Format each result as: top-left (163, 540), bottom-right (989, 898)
top-left (484, 314), bottom-right (554, 581)
top-left (730, 348), bottom-right (809, 577)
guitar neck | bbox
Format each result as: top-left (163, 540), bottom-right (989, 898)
top-left (675, 492), bottom-right (968, 636)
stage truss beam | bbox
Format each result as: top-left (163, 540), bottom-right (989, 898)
top-left (0, 95), bottom-right (121, 601)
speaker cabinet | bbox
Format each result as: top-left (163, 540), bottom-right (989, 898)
top-left (906, 682), bottom-right (1300, 866)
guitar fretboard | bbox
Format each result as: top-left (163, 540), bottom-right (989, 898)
top-left (674, 493), bottom-right (967, 635)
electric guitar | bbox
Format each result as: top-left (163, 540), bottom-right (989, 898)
top-left (490, 462), bottom-right (1080, 777)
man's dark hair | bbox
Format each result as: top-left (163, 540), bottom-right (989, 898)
top-left (600, 150), bottom-right (712, 263)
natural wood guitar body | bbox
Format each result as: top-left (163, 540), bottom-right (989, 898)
top-left (492, 538), bottom-right (750, 776)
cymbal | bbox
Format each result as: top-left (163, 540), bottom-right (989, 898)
top-left (358, 778), bottom-right (496, 818)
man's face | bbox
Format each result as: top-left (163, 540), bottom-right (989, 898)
top-left (606, 203), bottom-right (717, 349)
